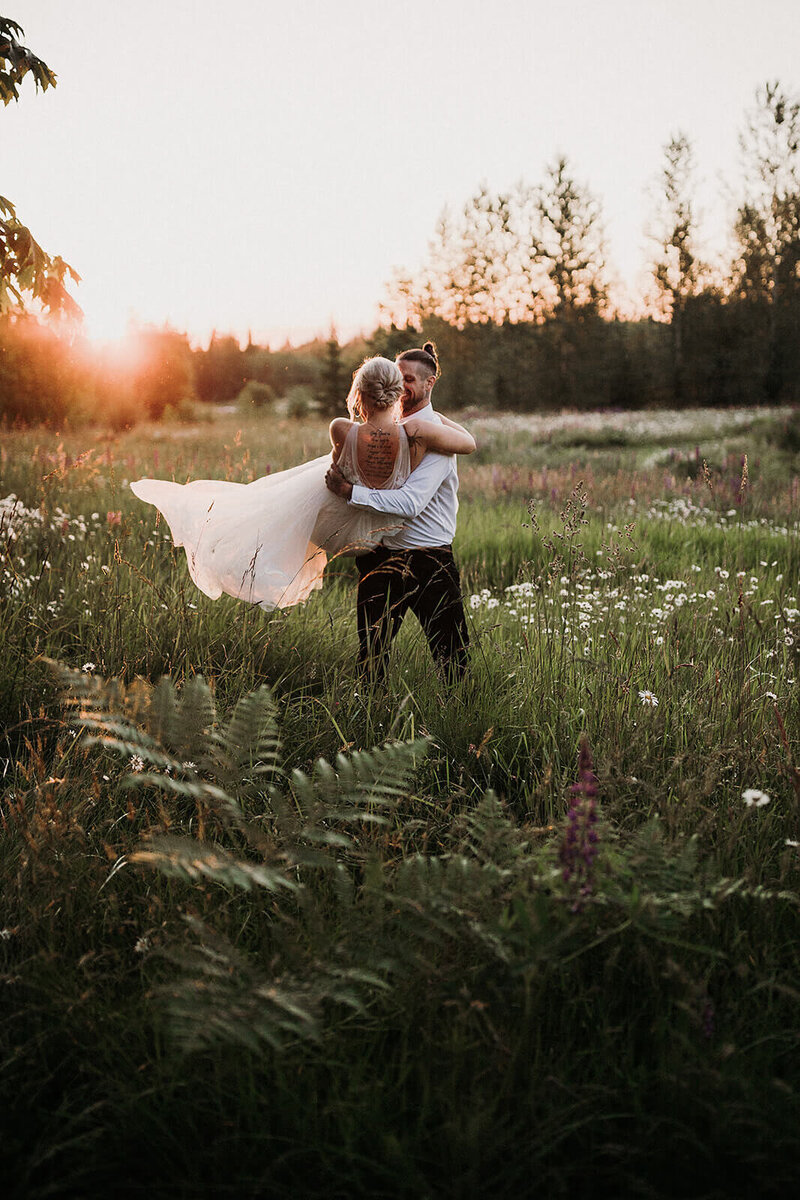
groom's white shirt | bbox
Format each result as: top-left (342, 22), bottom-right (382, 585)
top-left (347, 401), bottom-right (458, 549)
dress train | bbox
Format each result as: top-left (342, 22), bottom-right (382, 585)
top-left (130, 427), bottom-right (410, 610)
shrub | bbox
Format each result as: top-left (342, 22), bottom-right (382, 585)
top-left (283, 384), bottom-right (317, 419)
top-left (236, 380), bottom-right (276, 411)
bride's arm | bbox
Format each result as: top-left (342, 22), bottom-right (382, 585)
top-left (404, 415), bottom-right (476, 456)
top-left (329, 417), bottom-right (354, 463)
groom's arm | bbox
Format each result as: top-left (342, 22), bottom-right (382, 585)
top-left (350, 453), bottom-right (451, 518)
top-left (327, 452), bottom-right (451, 519)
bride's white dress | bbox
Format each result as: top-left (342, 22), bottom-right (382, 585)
top-left (130, 424), bottom-right (411, 610)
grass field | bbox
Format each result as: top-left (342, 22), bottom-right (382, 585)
top-left (1, 404), bottom-right (799, 1198)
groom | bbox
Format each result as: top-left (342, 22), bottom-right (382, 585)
top-left (324, 342), bottom-right (469, 684)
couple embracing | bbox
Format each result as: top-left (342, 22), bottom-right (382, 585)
top-left (132, 343), bottom-right (474, 685)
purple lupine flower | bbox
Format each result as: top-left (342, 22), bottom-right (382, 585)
top-left (559, 736), bottom-right (600, 911)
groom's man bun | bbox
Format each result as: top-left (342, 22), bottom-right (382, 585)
top-left (397, 341), bottom-right (440, 379)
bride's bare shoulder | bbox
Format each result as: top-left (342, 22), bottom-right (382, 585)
top-left (329, 417), bottom-right (355, 446)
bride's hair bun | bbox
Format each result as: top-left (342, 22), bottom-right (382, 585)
top-left (346, 356), bottom-right (403, 421)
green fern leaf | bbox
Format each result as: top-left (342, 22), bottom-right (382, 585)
top-left (131, 836), bottom-right (298, 895)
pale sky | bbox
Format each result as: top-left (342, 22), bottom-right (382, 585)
top-left (5, 0), bottom-right (800, 345)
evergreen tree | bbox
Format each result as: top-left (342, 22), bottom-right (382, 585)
top-left (732, 81), bottom-right (800, 400)
top-left (529, 156), bottom-right (608, 319)
top-left (318, 327), bottom-right (345, 416)
top-left (648, 133), bottom-right (706, 402)
top-left (527, 158), bottom-right (609, 405)
top-left (194, 333), bottom-right (247, 404)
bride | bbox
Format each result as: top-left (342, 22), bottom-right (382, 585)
top-left (130, 356), bottom-right (476, 610)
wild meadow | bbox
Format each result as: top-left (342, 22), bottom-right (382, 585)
top-left (1, 404), bottom-right (799, 1199)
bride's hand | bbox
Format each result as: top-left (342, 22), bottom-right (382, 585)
top-left (325, 461), bottom-right (353, 500)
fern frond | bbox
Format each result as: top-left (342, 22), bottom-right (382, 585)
top-left (148, 676), bottom-right (178, 747)
top-left (82, 729), bottom-right (173, 764)
top-left (216, 686), bottom-right (282, 787)
top-left (455, 790), bottom-right (532, 875)
top-left (158, 916), bottom-right (389, 1053)
top-left (130, 836), bottom-right (298, 895)
top-left (172, 675), bottom-right (217, 766)
top-left (331, 738), bottom-right (430, 816)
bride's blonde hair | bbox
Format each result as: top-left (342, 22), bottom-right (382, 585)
top-left (346, 356), bottom-right (403, 422)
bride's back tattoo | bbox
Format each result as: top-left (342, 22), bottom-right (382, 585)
top-left (359, 428), bottom-right (397, 484)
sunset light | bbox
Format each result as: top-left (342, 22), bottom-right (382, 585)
top-left (4, 0), bottom-right (800, 347)
top-left (3, 3), bottom-right (800, 1191)
top-left (80, 299), bottom-right (139, 348)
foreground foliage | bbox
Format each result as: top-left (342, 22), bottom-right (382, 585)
top-left (1, 408), bottom-right (799, 1197)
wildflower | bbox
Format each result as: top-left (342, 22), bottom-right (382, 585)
top-left (655, 635), bottom-right (664, 646)
top-left (765, 691), bottom-right (777, 701)
top-left (742, 788), bottom-right (770, 808)
top-left (182, 760), bottom-right (197, 771)
top-left (134, 936), bottom-right (151, 954)
top-left (0, 927), bottom-right (15, 940)
top-left (106, 511), bottom-right (122, 527)
top-left (785, 839), bottom-right (800, 848)
top-left (129, 754), bottom-right (145, 773)
top-left (638, 689), bottom-right (659, 707)
top-left (82, 661), bottom-right (96, 672)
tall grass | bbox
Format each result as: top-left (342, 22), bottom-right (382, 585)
top-left (1, 407), bottom-right (799, 1197)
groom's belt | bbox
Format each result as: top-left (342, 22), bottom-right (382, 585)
top-left (359, 545), bottom-right (454, 558)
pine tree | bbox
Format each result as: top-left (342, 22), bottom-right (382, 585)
top-left (648, 133), bottom-right (706, 402)
top-left (318, 327), bottom-right (345, 416)
top-left (732, 82), bottom-right (800, 400)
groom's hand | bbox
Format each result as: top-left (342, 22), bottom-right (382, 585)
top-left (325, 462), bottom-right (353, 500)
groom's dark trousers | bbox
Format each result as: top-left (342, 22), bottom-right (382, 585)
top-left (355, 545), bottom-right (469, 683)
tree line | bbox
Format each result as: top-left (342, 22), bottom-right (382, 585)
top-left (369, 81), bottom-right (800, 412)
top-left (1, 25), bottom-right (799, 424)
top-left (0, 320), bottom-right (369, 426)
